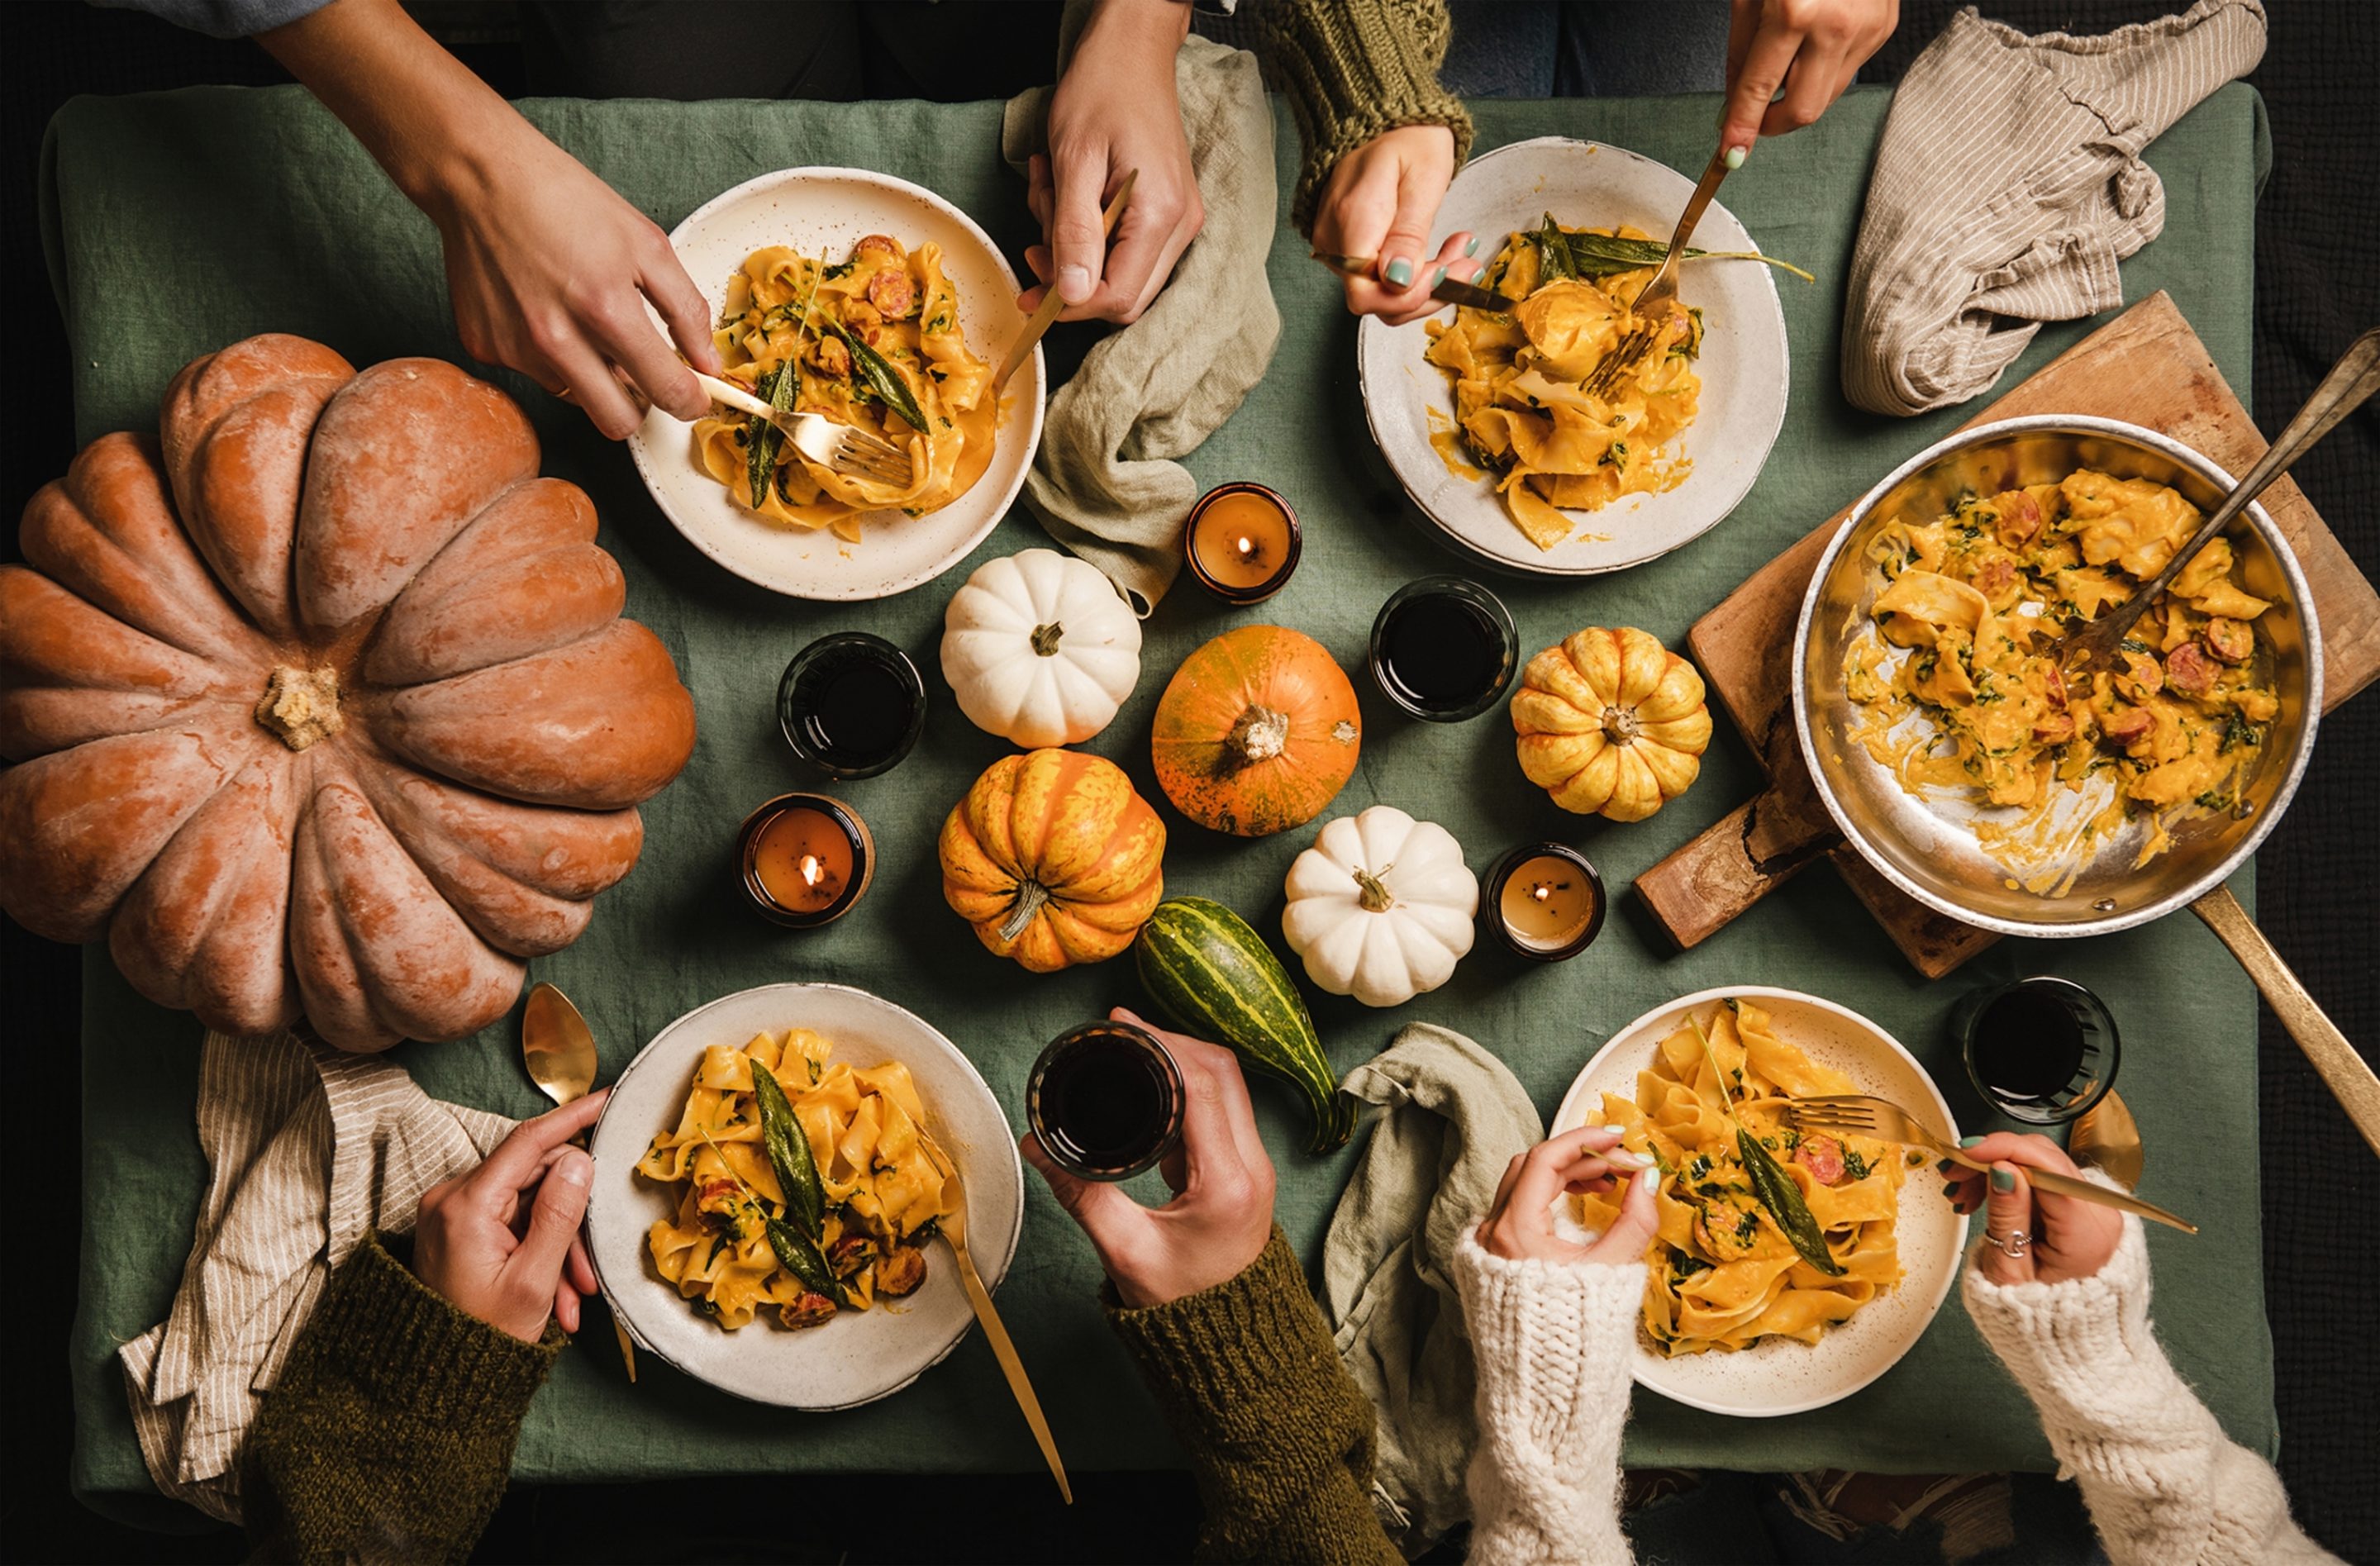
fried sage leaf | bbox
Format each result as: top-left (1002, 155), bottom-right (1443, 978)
top-left (1536, 212), bottom-right (1578, 281)
top-left (764, 1216), bottom-right (847, 1304)
top-left (745, 360), bottom-right (795, 507)
top-left (1738, 1127), bottom-right (1844, 1276)
top-left (1550, 226), bottom-right (1816, 284)
top-left (753, 1063), bottom-right (825, 1241)
top-left (823, 318), bottom-right (928, 431)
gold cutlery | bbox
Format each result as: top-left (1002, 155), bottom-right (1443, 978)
top-left (521, 982), bottom-right (640, 1380)
top-left (691, 371), bottom-right (914, 488)
top-left (914, 1124), bottom-right (1071, 1503)
top-left (1309, 249), bottom-right (1508, 312)
top-left (1583, 145), bottom-right (1732, 397)
top-left (2069, 1089), bottom-right (2144, 1189)
top-left (993, 169), bottom-right (1135, 396)
top-left (1787, 1094), bottom-right (2198, 1234)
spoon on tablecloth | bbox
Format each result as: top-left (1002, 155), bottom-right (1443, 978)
top-left (522, 982), bottom-right (637, 1381)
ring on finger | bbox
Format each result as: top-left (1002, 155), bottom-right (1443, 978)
top-left (1983, 1228), bottom-right (2030, 1258)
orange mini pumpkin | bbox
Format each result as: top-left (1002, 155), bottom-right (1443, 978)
top-left (1150, 625), bottom-right (1362, 838)
top-left (939, 747), bottom-right (1165, 972)
top-left (1511, 626), bottom-right (1711, 821)
top-left (0, 335), bottom-right (697, 1051)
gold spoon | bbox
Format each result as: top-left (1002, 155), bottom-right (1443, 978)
top-left (2069, 1089), bottom-right (2144, 1190)
top-left (521, 982), bottom-right (636, 1381)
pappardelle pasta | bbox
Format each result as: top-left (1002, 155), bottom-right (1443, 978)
top-left (1425, 219), bottom-right (1702, 550)
top-left (693, 234), bottom-right (997, 543)
top-left (1843, 469), bottom-right (2280, 891)
top-left (1578, 998), bottom-right (1911, 1357)
top-left (639, 1026), bottom-right (954, 1330)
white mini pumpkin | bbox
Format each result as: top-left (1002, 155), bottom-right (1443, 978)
top-left (941, 548), bottom-right (1143, 748)
top-left (1283, 806), bottom-right (1477, 1008)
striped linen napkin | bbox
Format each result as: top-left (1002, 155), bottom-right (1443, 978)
top-left (117, 1027), bottom-right (513, 1522)
top-left (1843, 0), bottom-right (2266, 416)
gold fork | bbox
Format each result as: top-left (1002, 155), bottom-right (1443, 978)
top-left (913, 1125), bottom-right (1072, 1503)
top-left (693, 370), bottom-right (914, 488)
top-left (1787, 1095), bottom-right (2199, 1234)
top-left (1581, 145), bottom-right (1733, 400)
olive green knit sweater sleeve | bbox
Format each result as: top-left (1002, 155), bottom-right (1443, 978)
top-left (240, 1235), bottom-right (562, 1565)
top-left (1258, 0), bottom-right (1476, 236)
top-left (1107, 1229), bottom-right (1400, 1565)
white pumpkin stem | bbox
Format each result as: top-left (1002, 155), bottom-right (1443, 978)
top-left (1226, 704), bottom-right (1291, 764)
top-left (255, 664), bottom-right (345, 752)
top-left (1601, 703), bottom-right (1642, 745)
top-left (1030, 621), bottom-right (1064, 657)
top-left (998, 878), bottom-right (1052, 942)
top-left (1354, 864), bottom-right (1397, 913)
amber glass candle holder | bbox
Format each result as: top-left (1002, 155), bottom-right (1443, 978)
top-left (1183, 482), bottom-right (1302, 605)
top-left (1481, 843), bottom-right (1606, 961)
top-left (735, 793), bottom-right (874, 928)
top-left (1026, 1021), bottom-right (1187, 1182)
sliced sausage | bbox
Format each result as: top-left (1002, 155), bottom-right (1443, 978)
top-left (866, 268), bottom-right (916, 319)
top-left (827, 1231), bottom-right (877, 1279)
top-left (874, 1245), bottom-right (928, 1298)
top-left (2205, 616), bottom-right (2254, 665)
top-left (852, 234), bottom-right (905, 263)
top-left (779, 1291), bottom-right (840, 1330)
top-left (2164, 641), bottom-right (2217, 697)
top-left (2032, 712), bottom-right (2076, 744)
top-left (2042, 664), bottom-right (2068, 710)
top-left (1994, 491), bottom-right (2044, 548)
top-left (1968, 555), bottom-right (2017, 601)
top-left (1793, 1134), bottom-right (1848, 1187)
top-left (2098, 704), bottom-right (2156, 745)
top-left (806, 334), bottom-right (851, 380)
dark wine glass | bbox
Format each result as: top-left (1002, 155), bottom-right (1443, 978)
top-left (1026, 1021), bottom-right (1185, 1183)
top-left (1956, 976), bottom-right (2121, 1126)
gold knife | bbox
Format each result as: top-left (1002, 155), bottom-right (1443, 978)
top-left (1311, 250), bottom-right (1509, 313)
top-left (915, 1124), bottom-right (1070, 1503)
top-left (992, 169), bottom-right (1137, 396)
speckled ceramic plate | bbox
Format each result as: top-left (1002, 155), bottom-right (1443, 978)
top-left (627, 167), bottom-right (1044, 602)
top-left (1357, 136), bottom-right (1790, 576)
top-left (585, 983), bottom-right (1024, 1410)
top-left (1549, 986), bottom-right (1963, 1419)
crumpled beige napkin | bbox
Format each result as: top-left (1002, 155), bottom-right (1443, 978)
top-left (1002, 30), bottom-right (1281, 612)
top-left (118, 1026), bottom-right (513, 1523)
top-left (1843, 0), bottom-right (2266, 416)
top-left (1321, 1023), bottom-right (1545, 1558)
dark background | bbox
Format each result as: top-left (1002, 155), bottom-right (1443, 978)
top-left (4, 2), bottom-right (2373, 1561)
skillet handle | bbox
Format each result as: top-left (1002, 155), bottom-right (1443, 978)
top-left (2192, 883), bottom-right (2380, 1160)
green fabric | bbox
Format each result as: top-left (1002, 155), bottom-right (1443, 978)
top-left (1107, 1230), bottom-right (1398, 1564)
top-left (48, 83), bottom-right (2273, 1522)
top-left (240, 1235), bottom-right (559, 1564)
top-left (1260, 0), bottom-right (1476, 236)
top-left (1325, 1024), bottom-right (1543, 1554)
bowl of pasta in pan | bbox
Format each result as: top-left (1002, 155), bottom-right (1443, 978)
top-left (584, 982), bottom-right (1024, 1409)
top-left (1549, 986), bottom-right (1964, 1418)
top-left (1356, 136), bottom-right (1791, 578)
top-left (627, 166), bottom-right (1045, 602)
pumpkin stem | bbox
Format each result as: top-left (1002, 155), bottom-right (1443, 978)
top-left (997, 878), bottom-right (1052, 943)
top-left (1226, 704), bottom-right (1291, 765)
top-left (1601, 703), bottom-right (1642, 746)
top-left (1354, 865), bottom-right (1397, 913)
top-left (255, 664), bottom-right (345, 752)
top-left (1030, 621), bottom-right (1064, 657)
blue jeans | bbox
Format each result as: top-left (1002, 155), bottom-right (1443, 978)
top-left (1441, 0), bottom-right (1734, 99)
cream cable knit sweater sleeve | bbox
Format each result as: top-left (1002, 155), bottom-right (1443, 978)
top-left (1449, 1232), bottom-right (1641, 1566)
top-left (1963, 1218), bottom-right (2336, 1565)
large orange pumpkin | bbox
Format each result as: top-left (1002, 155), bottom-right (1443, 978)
top-left (0, 335), bottom-right (697, 1051)
top-left (1150, 626), bottom-right (1361, 837)
top-left (939, 748), bottom-right (1165, 972)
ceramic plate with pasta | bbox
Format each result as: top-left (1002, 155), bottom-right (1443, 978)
top-left (586, 983), bottom-right (1023, 1409)
top-left (1357, 136), bottom-right (1788, 578)
top-left (1549, 987), bottom-right (1964, 1417)
top-left (627, 167), bottom-right (1045, 602)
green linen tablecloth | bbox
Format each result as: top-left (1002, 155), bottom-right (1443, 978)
top-left (49, 83), bottom-right (2276, 1524)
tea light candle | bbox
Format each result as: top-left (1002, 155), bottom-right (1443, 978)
top-left (1482, 843), bottom-right (1605, 961)
top-left (735, 793), bottom-right (873, 928)
top-left (1185, 483), bottom-right (1302, 604)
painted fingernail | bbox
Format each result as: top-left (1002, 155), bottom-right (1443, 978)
top-left (1940, 1182), bottom-right (1959, 1200)
top-left (1431, 266), bottom-right (1449, 288)
top-left (1464, 235), bottom-right (1481, 257)
top-left (1991, 1167), bottom-right (2016, 1193)
top-left (1725, 145), bottom-right (1747, 170)
top-left (1384, 258), bottom-right (1414, 288)
top-left (1057, 264), bottom-right (1094, 304)
top-left (1959, 1135), bottom-right (1985, 1148)
top-left (1937, 1159), bottom-right (1959, 1176)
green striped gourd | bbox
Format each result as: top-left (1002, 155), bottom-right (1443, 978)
top-left (1133, 896), bottom-right (1358, 1154)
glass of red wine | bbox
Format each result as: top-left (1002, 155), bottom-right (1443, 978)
top-left (1026, 1021), bottom-right (1186, 1182)
top-left (777, 631), bottom-right (927, 780)
top-left (1957, 976), bottom-right (2121, 1126)
top-left (1367, 576), bottom-right (1519, 722)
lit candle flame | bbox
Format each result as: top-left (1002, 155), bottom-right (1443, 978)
top-left (1530, 882), bottom-right (1554, 904)
top-left (1235, 535), bottom-right (1258, 561)
top-left (800, 854), bottom-right (824, 888)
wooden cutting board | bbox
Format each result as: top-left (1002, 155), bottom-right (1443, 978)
top-left (1635, 292), bottom-right (2380, 977)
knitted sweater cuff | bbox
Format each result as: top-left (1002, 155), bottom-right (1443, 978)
top-left (1259, 0), bottom-right (1476, 235)
top-left (320, 1233), bottom-right (564, 1427)
top-left (1106, 1227), bottom-right (1349, 1425)
top-left (1451, 1231), bottom-right (1642, 1455)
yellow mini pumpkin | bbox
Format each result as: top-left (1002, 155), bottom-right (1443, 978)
top-left (1511, 626), bottom-right (1711, 821)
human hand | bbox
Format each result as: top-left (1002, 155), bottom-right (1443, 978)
top-left (1308, 125), bottom-right (1477, 326)
top-left (1477, 1125), bottom-right (1660, 1266)
top-left (1021, 0), bottom-right (1202, 324)
top-left (412, 1090), bottom-right (607, 1343)
top-left (1721, 0), bottom-right (1899, 158)
top-left (1944, 1131), bottom-right (2125, 1287)
top-left (1021, 1007), bottom-right (1274, 1308)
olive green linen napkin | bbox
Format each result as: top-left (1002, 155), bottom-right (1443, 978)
top-left (1322, 1024), bottom-right (1544, 1558)
top-left (1843, 0), bottom-right (2267, 416)
top-left (1001, 34), bottom-right (1282, 612)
